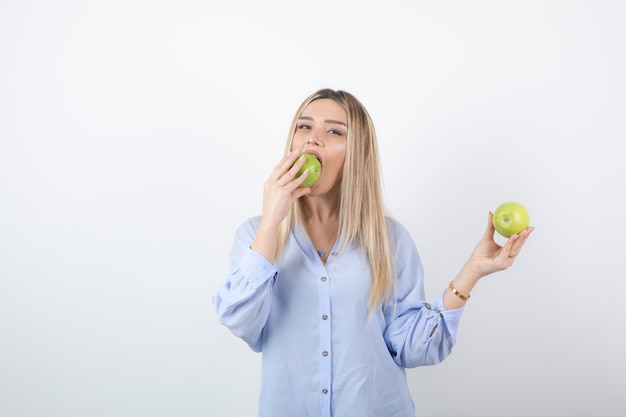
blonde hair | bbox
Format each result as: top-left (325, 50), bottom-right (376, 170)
top-left (277, 89), bottom-right (395, 313)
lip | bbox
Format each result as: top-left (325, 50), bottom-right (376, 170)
top-left (303, 149), bottom-right (322, 166)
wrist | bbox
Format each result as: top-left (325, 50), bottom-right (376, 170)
top-left (251, 220), bottom-right (281, 264)
top-left (447, 263), bottom-right (480, 301)
top-left (459, 260), bottom-right (482, 284)
top-left (449, 281), bottom-right (470, 301)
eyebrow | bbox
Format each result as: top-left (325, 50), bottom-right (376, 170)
top-left (298, 116), bottom-right (347, 127)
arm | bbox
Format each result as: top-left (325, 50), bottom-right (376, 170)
top-left (213, 219), bottom-right (278, 352)
top-left (213, 150), bottom-right (311, 351)
top-left (384, 214), bottom-right (534, 368)
top-left (383, 220), bottom-right (462, 367)
top-left (444, 211), bottom-right (534, 309)
top-left (250, 149), bottom-right (311, 263)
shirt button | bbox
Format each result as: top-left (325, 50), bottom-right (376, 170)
top-left (322, 388), bottom-right (328, 394)
top-left (434, 307), bottom-right (441, 314)
top-left (322, 351), bottom-right (328, 357)
top-left (322, 314), bottom-right (328, 320)
top-left (321, 276), bottom-right (327, 282)
top-left (424, 303), bottom-right (431, 310)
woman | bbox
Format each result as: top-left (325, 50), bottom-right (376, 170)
top-left (213, 89), bottom-right (533, 417)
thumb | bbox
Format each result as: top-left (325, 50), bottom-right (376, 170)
top-left (482, 211), bottom-right (496, 240)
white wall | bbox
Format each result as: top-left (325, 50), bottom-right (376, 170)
top-left (1, 1), bottom-right (624, 416)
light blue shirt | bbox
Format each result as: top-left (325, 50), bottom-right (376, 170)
top-left (213, 216), bottom-right (464, 417)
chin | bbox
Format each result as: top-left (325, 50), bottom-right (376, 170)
top-left (305, 183), bottom-right (325, 196)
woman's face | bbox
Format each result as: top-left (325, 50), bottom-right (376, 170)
top-left (291, 98), bottom-right (348, 194)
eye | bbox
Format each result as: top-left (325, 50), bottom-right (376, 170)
top-left (298, 124), bottom-right (311, 130)
top-left (327, 129), bottom-right (344, 136)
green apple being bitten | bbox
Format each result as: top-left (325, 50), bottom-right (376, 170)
top-left (292, 153), bottom-right (321, 188)
top-left (493, 201), bottom-right (530, 238)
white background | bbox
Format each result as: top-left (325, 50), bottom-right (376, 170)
top-left (1, 1), bottom-right (625, 416)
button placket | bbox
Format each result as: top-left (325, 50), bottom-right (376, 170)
top-left (318, 273), bottom-right (332, 414)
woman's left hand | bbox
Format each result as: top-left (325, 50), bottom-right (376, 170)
top-left (468, 212), bottom-right (535, 279)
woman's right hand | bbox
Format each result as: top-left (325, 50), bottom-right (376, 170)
top-left (260, 149), bottom-right (312, 228)
top-left (250, 150), bottom-right (311, 263)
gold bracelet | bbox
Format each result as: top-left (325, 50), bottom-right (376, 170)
top-left (449, 281), bottom-right (470, 301)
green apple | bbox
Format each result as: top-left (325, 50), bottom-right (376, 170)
top-left (293, 153), bottom-right (321, 188)
top-left (493, 201), bottom-right (530, 238)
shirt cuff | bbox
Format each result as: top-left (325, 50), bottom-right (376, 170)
top-left (434, 290), bottom-right (464, 330)
top-left (241, 247), bottom-right (279, 289)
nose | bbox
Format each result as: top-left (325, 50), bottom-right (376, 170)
top-left (307, 137), bottom-right (321, 146)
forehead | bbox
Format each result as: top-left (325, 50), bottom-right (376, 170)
top-left (301, 99), bottom-right (347, 123)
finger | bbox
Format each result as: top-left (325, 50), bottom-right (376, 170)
top-left (277, 153), bottom-right (308, 186)
top-left (277, 170), bottom-right (312, 202)
top-left (291, 185), bottom-right (312, 200)
top-left (499, 229), bottom-right (521, 258)
top-left (513, 226), bottom-right (534, 247)
top-left (267, 149), bottom-right (300, 182)
top-left (285, 164), bottom-right (311, 189)
top-left (273, 151), bottom-right (306, 185)
top-left (482, 211), bottom-right (496, 240)
top-left (504, 226), bottom-right (534, 258)
top-left (271, 149), bottom-right (302, 180)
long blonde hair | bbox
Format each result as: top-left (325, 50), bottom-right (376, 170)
top-left (277, 89), bottom-right (395, 313)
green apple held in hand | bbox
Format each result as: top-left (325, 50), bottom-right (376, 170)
top-left (493, 201), bottom-right (530, 238)
top-left (293, 153), bottom-right (321, 188)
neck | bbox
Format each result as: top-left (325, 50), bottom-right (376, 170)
top-left (301, 194), bottom-right (340, 262)
top-left (302, 182), bottom-right (341, 222)
top-left (302, 193), bottom-right (339, 224)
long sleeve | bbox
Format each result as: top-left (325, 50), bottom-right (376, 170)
top-left (213, 217), bottom-right (276, 352)
top-left (383, 220), bottom-right (464, 368)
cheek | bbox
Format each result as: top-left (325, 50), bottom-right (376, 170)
top-left (327, 144), bottom-right (347, 175)
top-left (291, 132), bottom-right (308, 150)
top-left (334, 143), bottom-right (347, 164)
